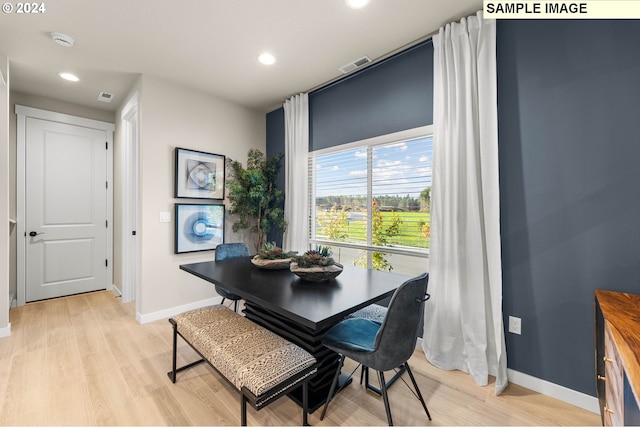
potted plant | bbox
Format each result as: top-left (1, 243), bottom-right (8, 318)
top-left (290, 246), bottom-right (344, 282)
top-left (226, 149), bottom-right (287, 253)
top-left (251, 242), bottom-right (295, 269)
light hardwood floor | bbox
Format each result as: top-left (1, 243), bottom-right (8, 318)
top-left (0, 291), bottom-right (600, 426)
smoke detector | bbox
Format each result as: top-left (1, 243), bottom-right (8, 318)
top-left (51, 32), bottom-right (75, 47)
top-left (97, 91), bottom-right (114, 103)
top-left (339, 56), bottom-right (372, 74)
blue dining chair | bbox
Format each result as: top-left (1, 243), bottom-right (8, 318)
top-left (214, 243), bottom-right (250, 312)
top-left (320, 272), bottom-right (431, 426)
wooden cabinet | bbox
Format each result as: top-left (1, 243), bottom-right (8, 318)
top-left (595, 291), bottom-right (640, 426)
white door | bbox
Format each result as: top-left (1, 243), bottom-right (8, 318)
top-left (25, 118), bottom-right (108, 302)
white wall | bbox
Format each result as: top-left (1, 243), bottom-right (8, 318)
top-left (137, 75), bottom-right (264, 318)
top-left (0, 55), bottom-right (10, 335)
top-left (113, 77), bottom-right (142, 297)
top-left (2, 75), bottom-right (264, 326)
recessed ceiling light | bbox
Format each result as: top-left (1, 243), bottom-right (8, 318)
top-left (51, 32), bottom-right (75, 47)
top-left (345, 0), bottom-right (370, 9)
top-left (258, 52), bottom-right (276, 65)
top-left (58, 72), bottom-right (80, 82)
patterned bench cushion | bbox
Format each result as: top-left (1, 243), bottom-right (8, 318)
top-left (173, 305), bottom-right (316, 397)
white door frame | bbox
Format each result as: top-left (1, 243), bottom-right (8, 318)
top-left (15, 105), bottom-right (114, 306)
top-left (120, 92), bottom-right (140, 307)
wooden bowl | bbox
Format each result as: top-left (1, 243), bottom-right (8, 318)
top-left (251, 256), bottom-right (292, 270)
top-left (290, 262), bottom-right (343, 282)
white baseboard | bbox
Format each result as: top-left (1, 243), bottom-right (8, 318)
top-left (414, 338), bottom-right (599, 414)
top-left (507, 368), bottom-right (599, 414)
top-left (136, 296), bottom-right (223, 324)
top-left (110, 285), bottom-right (122, 298)
top-left (0, 323), bottom-right (11, 338)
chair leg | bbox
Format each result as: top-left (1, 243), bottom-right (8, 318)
top-left (405, 362), bottom-right (431, 420)
top-left (221, 297), bottom-right (226, 305)
top-left (233, 299), bottom-right (238, 313)
top-left (320, 354), bottom-right (345, 421)
top-left (364, 364), bottom-right (406, 395)
top-left (378, 371), bottom-right (394, 426)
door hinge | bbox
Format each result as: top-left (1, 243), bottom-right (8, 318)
top-left (132, 231), bottom-right (137, 236)
top-left (106, 181), bottom-right (108, 189)
top-left (106, 220), bottom-right (108, 228)
top-left (105, 259), bottom-right (108, 267)
top-left (105, 142), bottom-right (108, 150)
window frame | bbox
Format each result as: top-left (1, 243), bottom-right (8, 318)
top-left (308, 125), bottom-right (433, 264)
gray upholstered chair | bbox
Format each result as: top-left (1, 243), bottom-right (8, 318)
top-left (347, 303), bottom-right (387, 323)
top-left (320, 272), bottom-right (431, 426)
top-left (347, 301), bottom-right (394, 391)
top-left (214, 243), bottom-right (250, 312)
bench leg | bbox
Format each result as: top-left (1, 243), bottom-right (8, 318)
top-left (241, 394), bottom-right (248, 426)
top-left (302, 380), bottom-right (309, 426)
top-left (167, 320), bottom-right (206, 383)
top-left (169, 320), bottom-right (178, 383)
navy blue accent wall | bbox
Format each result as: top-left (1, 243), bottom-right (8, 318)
top-left (266, 19), bottom-right (640, 397)
top-left (498, 19), bottom-right (640, 395)
top-left (266, 107), bottom-right (285, 187)
top-left (266, 107), bottom-right (286, 247)
top-left (309, 40), bottom-right (433, 151)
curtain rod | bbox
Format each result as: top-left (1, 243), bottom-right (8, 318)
top-left (282, 29), bottom-right (438, 103)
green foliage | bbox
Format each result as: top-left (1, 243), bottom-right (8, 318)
top-left (417, 220), bottom-right (431, 239)
top-left (318, 204), bottom-right (349, 241)
top-left (315, 190), bottom-right (431, 214)
top-left (354, 199), bottom-right (403, 271)
top-left (257, 242), bottom-right (294, 260)
top-left (293, 246), bottom-right (335, 268)
top-left (226, 149), bottom-right (286, 252)
top-left (420, 187), bottom-right (431, 208)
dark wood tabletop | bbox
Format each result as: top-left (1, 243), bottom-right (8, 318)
top-left (180, 256), bottom-right (410, 331)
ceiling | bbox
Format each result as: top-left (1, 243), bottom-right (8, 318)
top-left (0, 0), bottom-right (481, 113)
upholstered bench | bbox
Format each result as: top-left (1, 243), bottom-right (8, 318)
top-left (168, 305), bottom-right (317, 426)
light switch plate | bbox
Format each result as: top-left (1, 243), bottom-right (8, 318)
top-left (159, 212), bottom-right (171, 223)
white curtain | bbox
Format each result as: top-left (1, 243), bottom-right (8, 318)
top-left (422, 11), bottom-right (507, 394)
top-left (283, 93), bottom-right (310, 253)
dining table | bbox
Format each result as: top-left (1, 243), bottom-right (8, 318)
top-left (179, 256), bottom-right (412, 411)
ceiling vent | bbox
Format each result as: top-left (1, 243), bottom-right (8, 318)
top-left (97, 91), bottom-right (114, 103)
top-left (339, 56), bottom-right (372, 74)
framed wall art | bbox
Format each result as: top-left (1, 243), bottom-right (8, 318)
top-left (175, 203), bottom-right (225, 254)
top-left (175, 147), bottom-right (225, 200)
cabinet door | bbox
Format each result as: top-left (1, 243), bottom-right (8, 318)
top-left (604, 322), bottom-right (624, 426)
top-left (596, 297), bottom-right (606, 424)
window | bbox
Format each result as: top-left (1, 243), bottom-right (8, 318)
top-left (309, 126), bottom-right (432, 275)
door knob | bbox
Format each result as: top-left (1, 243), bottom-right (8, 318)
top-left (29, 231), bottom-right (44, 237)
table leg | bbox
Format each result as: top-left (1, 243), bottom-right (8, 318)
top-left (243, 302), bottom-right (348, 412)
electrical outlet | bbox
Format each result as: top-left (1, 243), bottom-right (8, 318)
top-left (159, 212), bottom-right (171, 223)
top-left (508, 316), bottom-right (522, 335)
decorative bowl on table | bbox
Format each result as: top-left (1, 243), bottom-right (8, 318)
top-left (251, 255), bottom-right (291, 270)
top-left (289, 246), bottom-right (343, 282)
top-left (290, 262), bottom-right (343, 282)
top-left (250, 242), bottom-right (295, 270)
